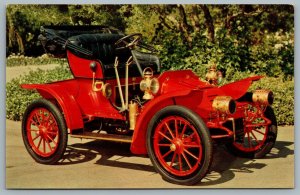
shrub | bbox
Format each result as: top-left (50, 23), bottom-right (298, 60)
top-left (6, 64), bottom-right (72, 121)
top-left (6, 62), bottom-right (294, 126)
top-left (250, 76), bottom-right (294, 125)
top-left (6, 53), bottom-right (66, 67)
top-left (223, 72), bottom-right (294, 126)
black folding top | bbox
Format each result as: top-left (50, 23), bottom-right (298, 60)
top-left (38, 25), bottom-right (160, 78)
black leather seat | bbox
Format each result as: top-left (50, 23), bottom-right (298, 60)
top-left (67, 33), bottom-right (160, 78)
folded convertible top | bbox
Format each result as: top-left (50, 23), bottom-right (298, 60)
top-left (38, 25), bottom-right (123, 58)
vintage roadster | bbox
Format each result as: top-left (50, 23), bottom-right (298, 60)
top-left (21, 25), bottom-right (277, 185)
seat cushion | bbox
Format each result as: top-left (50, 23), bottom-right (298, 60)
top-left (67, 33), bottom-right (130, 64)
top-left (67, 33), bottom-right (160, 79)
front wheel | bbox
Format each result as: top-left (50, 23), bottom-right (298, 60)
top-left (22, 99), bottom-right (68, 164)
top-left (147, 106), bottom-right (213, 185)
top-left (226, 106), bottom-right (277, 158)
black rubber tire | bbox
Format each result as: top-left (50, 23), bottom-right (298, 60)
top-left (22, 99), bottom-right (68, 164)
top-left (146, 105), bottom-right (213, 185)
top-left (226, 106), bottom-right (277, 158)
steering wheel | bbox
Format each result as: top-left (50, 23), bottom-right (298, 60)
top-left (115, 33), bottom-right (157, 53)
top-left (115, 33), bottom-right (142, 50)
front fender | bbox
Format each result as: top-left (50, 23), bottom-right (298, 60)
top-left (21, 83), bottom-right (83, 132)
top-left (220, 76), bottom-right (263, 100)
top-left (130, 89), bottom-right (192, 154)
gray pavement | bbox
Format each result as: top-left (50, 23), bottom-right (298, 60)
top-left (6, 119), bottom-right (294, 189)
top-left (6, 64), bottom-right (60, 82)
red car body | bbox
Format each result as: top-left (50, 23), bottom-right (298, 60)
top-left (21, 26), bottom-right (277, 185)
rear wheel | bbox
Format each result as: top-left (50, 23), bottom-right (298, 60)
top-left (22, 99), bottom-right (68, 164)
top-left (227, 106), bottom-right (277, 158)
top-left (147, 106), bottom-right (213, 185)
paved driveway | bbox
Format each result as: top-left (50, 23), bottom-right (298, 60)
top-left (6, 119), bottom-right (294, 189)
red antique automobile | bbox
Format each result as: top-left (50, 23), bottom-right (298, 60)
top-left (21, 26), bottom-right (277, 185)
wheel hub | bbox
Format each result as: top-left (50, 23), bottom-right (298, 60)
top-left (170, 143), bottom-right (176, 151)
top-left (39, 126), bottom-right (48, 138)
top-left (170, 139), bottom-right (184, 153)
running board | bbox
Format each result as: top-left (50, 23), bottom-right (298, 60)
top-left (70, 132), bottom-right (132, 143)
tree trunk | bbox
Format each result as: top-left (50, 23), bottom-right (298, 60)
top-left (200, 5), bottom-right (215, 43)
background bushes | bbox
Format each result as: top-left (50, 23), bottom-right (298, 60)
top-left (6, 54), bottom-right (66, 67)
top-left (6, 4), bottom-right (294, 125)
top-left (6, 65), bottom-right (72, 121)
top-left (250, 76), bottom-right (294, 125)
top-left (6, 62), bottom-right (294, 125)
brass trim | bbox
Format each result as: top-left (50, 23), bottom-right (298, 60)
top-left (129, 101), bottom-right (138, 130)
top-left (228, 118), bottom-right (236, 141)
top-left (212, 96), bottom-right (236, 114)
top-left (252, 90), bottom-right (273, 105)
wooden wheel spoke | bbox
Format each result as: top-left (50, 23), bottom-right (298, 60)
top-left (46, 134), bottom-right (57, 145)
top-left (164, 122), bottom-right (175, 139)
top-left (41, 110), bottom-right (49, 122)
top-left (188, 132), bottom-right (196, 139)
top-left (32, 134), bottom-right (40, 142)
top-left (29, 129), bottom-right (39, 132)
top-left (158, 143), bottom-right (171, 147)
top-left (182, 152), bottom-right (192, 169)
top-left (178, 154), bottom-right (182, 171)
top-left (30, 119), bottom-right (39, 127)
top-left (180, 123), bottom-right (187, 138)
top-left (34, 113), bottom-right (42, 125)
top-left (253, 129), bottom-right (266, 136)
top-left (37, 137), bottom-right (42, 149)
top-left (46, 131), bottom-right (57, 135)
top-left (45, 139), bottom-right (53, 152)
top-left (174, 118), bottom-right (178, 138)
top-left (250, 131), bottom-right (259, 144)
top-left (184, 143), bottom-right (201, 148)
top-left (170, 152), bottom-right (177, 167)
top-left (184, 149), bottom-right (199, 161)
top-left (162, 150), bottom-right (173, 159)
top-left (246, 132), bottom-right (252, 148)
top-left (43, 139), bottom-right (46, 153)
top-left (158, 131), bottom-right (173, 142)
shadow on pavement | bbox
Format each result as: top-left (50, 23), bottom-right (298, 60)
top-left (58, 139), bottom-right (294, 186)
top-left (198, 140), bottom-right (294, 186)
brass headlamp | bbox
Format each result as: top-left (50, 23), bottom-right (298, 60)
top-left (252, 90), bottom-right (274, 105)
top-left (140, 67), bottom-right (160, 100)
top-left (212, 96), bottom-right (236, 114)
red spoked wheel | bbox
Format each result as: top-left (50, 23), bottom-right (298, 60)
top-left (147, 106), bottom-right (212, 185)
top-left (22, 99), bottom-right (68, 164)
top-left (227, 105), bottom-right (277, 158)
top-left (154, 116), bottom-right (203, 176)
top-left (26, 108), bottom-right (59, 157)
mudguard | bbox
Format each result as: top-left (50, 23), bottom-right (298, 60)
top-left (21, 82), bottom-right (83, 132)
top-left (130, 75), bottom-right (263, 154)
top-left (130, 89), bottom-right (192, 154)
top-left (220, 76), bottom-right (263, 100)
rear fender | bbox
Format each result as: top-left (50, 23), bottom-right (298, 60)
top-left (220, 76), bottom-right (263, 100)
top-left (21, 84), bottom-right (83, 132)
top-left (130, 89), bottom-right (192, 154)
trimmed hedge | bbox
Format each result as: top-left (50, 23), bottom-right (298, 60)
top-left (6, 65), bottom-right (294, 125)
top-left (6, 64), bottom-right (72, 121)
top-left (6, 54), bottom-right (66, 67)
top-left (250, 76), bottom-right (294, 125)
top-left (221, 70), bottom-right (294, 125)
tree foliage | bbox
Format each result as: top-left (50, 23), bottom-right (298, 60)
top-left (6, 4), bottom-right (294, 78)
top-left (6, 4), bottom-right (294, 125)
